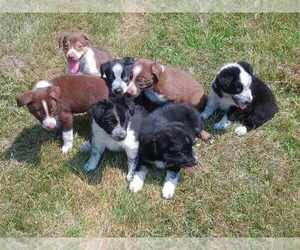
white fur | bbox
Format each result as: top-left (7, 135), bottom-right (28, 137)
top-left (80, 48), bottom-right (100, 76)
top-left (67, 48), bottom-right (84, 60)
top-left (162, 170), bottom-right (180, 199)
top-left (62, 129), bottom-right (73, 153)
top-left (84, 119), bottom-right (139, 177)
top-left (41, 100), bottom-right (57, 130)
top-left (235, 125), bottom-right (248, 136)
top-left (129, 166), bottom-right (148, 193)
top-left (33, 80), bottom-right (52, 90)
top-left (160, 64), bottom-right (165, 72)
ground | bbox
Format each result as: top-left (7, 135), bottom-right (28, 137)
top-left (0, 13), bottom-right (299, 237)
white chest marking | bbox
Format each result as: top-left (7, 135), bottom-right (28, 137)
top-left (81, 48), bottom-right (100, 75)
top-left (33, 80), bottom-right (52, 90)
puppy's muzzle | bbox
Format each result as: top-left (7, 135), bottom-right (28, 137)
top-left (112, 127), bottom-right (127, 141)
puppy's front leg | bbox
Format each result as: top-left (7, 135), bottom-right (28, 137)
top-left (126, 146), bottom-right (139, 182)
top-left (162, 168), bottom-right (180, 199)
top-left (213, 113), bottom-right (232, 130)
top-left (200, 94), bottom-right (218, 120)
top-left (127, 157), bottom-right (138, 182)
top-left (84, 137), bottom-right (105, 172)
top-left (129, 165), bottom-right (148, 193)
top-left (60, 113), bottom-right (73, 153)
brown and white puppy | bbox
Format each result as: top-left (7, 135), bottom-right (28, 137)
top-left (130, 58), bottom-right (211, 142)
top-left (16, 75), bottom-right (109, 153)
top-left (58, 32), bottom-right (112, 76)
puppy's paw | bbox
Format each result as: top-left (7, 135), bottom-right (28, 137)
top-left (129, 175), bottom-right (144, 193)
top-left (80, 141), bottom-right (91, 152)
top-left (213, 120), bottom-right (231, 130)
top-left (126, 172), bottom-right (134, 182)
top-left (235, 126), bottom-right (247, 136)
top-left (61, 144), bottom-right (72, 154)
top-left (162, 181), bottom-right (176, 199)
top-left (83, 162), bottom-right (97, 172)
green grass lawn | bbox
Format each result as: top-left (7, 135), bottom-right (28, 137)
top-left (0, 13), bottom-right (299, 237)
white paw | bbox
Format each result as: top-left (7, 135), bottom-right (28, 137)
top-left (129, 175), bottom-right (144, 193)
top-left (126, 172), bottom-right (134, 182)
top-left (80, 141), bottom-right (91, 152)
top-left (199, 112), bottom-right (208, 120)
top-left (162, 182), bottom-right (176, 199)
top-left (61, 144), bottom-right (72, 153)
top-left (214, 120), bottom-right (231, 130)
top-left (84, 162), bottom-right (96, 172)
top-left (235, 126), bottom-right (247, 136)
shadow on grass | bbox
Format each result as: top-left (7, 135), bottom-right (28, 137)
top-left (4, 114), bottom-right (91, 166)
top-left (68, 149), bottom-right (128, 185)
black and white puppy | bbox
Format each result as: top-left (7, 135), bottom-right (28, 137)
top-left (83, 95), bottom-right (147, 181)
top-left (200, 61), bottom-right (278, 136)
top-left (129, 103), bottom-right (203, 199)
top-left (100, 57), bottom-right (138, 96)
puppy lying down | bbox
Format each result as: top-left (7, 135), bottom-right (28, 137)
top-left (129, 103), bottom-right (204, 199)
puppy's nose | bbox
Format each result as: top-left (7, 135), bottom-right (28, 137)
top-left (113, 88), bottom-right (123, 95)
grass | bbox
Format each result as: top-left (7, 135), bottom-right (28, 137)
top-left (0, 13), bottom-right (299, 237)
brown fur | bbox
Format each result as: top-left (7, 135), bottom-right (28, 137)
top-left (133, 59), bottom-right (207, 110)
top-left (16, 75), bottom-right (109, 131)
top-left (132, 59), bottom-right (211, 142)
top-left (58, 31), bottom-right (112, 70)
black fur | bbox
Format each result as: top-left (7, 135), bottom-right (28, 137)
top-left (229, 62), bottom-right (278, 131)
top-left (91, 95), bottom-right (146, 140)
top-left (100, 57), bottom-right (135, 95)
top-left (138, 103), bottom-right (203, 171)
top-left (228, 73), bottom-right (279, 130)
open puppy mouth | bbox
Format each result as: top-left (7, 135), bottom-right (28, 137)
top-left (232, 97), bottom-right (249, 110)
top-left (67, 58), bottom-right (80, 74)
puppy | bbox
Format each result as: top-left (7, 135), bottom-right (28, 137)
top-left (58, 32), bottom-right (112, 75)
top-left (83, 96), bottom-right (148, 181)
top-left (131, 59), bottom-right (207, 109)
top-left (16, 75), bottom-right (108, 153)
top-left (129, 103), bottom-right (204, 199)
top-left (200, 61), bottom-right (278, 136)
top-left (100, 57), bottom-right (138, 96)
top-left (130, 58), bottom-right (211, 142)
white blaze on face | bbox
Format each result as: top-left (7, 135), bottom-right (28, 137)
top-left (33, 80), bottom-right (52, 90)
top-left (127, 64), bottom-right (142, 96)
top-left (66, 47), bottom-right (85, 60)
top-left (41, 100), bottom-right (57, 130)
top-left (111, 63), bottom-right (128, 94)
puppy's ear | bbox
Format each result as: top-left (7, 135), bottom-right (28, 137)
top-left (212, 79), bottom-right (223, 98)
top-left (49, 86), bottom-right (61, 101)
top-left (151, 63), bottom-right (163, 80)
top-left (79, 32), bottom-right (91, 46)
top-left (100, 62), bottom-right (110, 79)
top-left (16, 91), bottom-right (33, 107)
top-left (58, 32), bottom-right (70, 49)
top-left (90, 99), bottom-right (109, 120)
top-left (123, 57), bottom-right (135, 65)
top-left (238, 61), bottom-right (253, 75)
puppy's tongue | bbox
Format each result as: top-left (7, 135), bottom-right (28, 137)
top-left (68, 59), bottom-right (80, 74)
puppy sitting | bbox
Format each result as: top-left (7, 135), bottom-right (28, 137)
top-left (201, 61), bottom-right (278, 136)
top-left (83, 96), bottom-right (148, 181)
top-left (16, 75), bottom-right (108, 153)
top-left (129, 103), bottom-right (204, 199)
top-left (59, 32), bottom-right (112, 75)
top-left (100, 57), bottom-right (137, 96)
